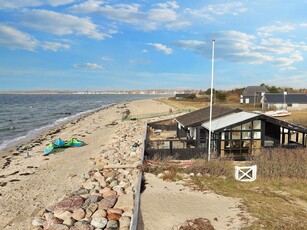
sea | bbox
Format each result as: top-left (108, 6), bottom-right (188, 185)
top-left (0, 94), bottom-right (166, 152)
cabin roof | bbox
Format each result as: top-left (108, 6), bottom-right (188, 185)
top-left (175, 105), bottom-right (242, 127)
top-left (243, 86), bottom-right (269, 96)
top-left (264, 93), bottom-right (307, 104)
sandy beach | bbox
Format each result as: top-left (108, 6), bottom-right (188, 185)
top-left (0, 98), bottom-right (249, 229)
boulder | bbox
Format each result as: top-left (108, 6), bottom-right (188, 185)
top-left (54, 196), bottom-right (84, 212)
top-left (72, 208), bottom-right (86, 221)
top-left (98, 195), bottom-right (118, 210)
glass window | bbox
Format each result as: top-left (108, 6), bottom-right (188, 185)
top-left (232, 131), bottom-right (241, 140)
top-left (242, 122), bottom-right (251, 130)
top-left (253, 131), bottom-right (261, 139)
top-left (242, 131), bottom-right (251, 139)
top-left (233, 125), bottom-right (241, 130)
top-left (221, 132), bottom-right (225, 140)
top-left (253, 120), bottom-right (261, 129)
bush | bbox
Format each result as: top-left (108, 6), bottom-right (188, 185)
top-left (253, 148), bottom-right (307, 179)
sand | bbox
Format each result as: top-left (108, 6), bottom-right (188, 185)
top-left (139, 173), bottom-right (247, 230)
top-left (0, 98), bottom-right (249, 229)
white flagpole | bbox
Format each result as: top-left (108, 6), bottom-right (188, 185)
top-left (208, 39), bottom-right (215, 161)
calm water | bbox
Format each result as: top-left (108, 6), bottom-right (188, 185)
top-left (0, 94), bottom-right (165, 152)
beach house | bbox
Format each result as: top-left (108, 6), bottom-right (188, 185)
top-left (241, 86), bottom-right (269, 104)
top-left (145, 105), bottom-right (307, 160)
top-left (261, 93), bottom-right (307, 110)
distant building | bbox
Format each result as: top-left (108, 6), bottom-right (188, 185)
top-left (241, 86), bottom-right (269, 104)
top-left (261, 93), bottom-right (307, 110)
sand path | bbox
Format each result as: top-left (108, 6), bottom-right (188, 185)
top-left (140, 173), bottom-right (246, 230)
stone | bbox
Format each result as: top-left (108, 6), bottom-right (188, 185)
top-left (106, 220), bottom-right (118, 229)
top-left (98, 195), bottom-right (118, 210)
top-left (54, 196), bottom-right (84, 212)
top-left (107, 213), bottom-right (121, 221)
top-left (157, 173), bottom-right (164, 178)
top-left (32, 217), bottom-right (45, 226)
top-left (119, 216), bottom-right (130, 228)
top-left (74, 219), bottom-right (91, 226)
top-left (100, 188), bottom-right (117, 197)
top-left (72, 188), bottom-right (89, 196)
top-left (107, 208), bottom-right (123, 215)
top-left (114, 194), bottom-right (133, 212)
top-left (109, 180), bottom-right (118, 188)
top-left (48, 224), bottom-right (69, 230)
top-left (82, 195), bottom-right (102, 209)
top-left (43, 215), bottom-right (63, 229)
top-left (53, 210), bottom-right (72, 220)
top-left (62, 217), bottom-right (75, 227)
top-left (82, 180), bottom-right (95, 190)
top-left (90, 217), bottom-right (108, 229)
top-left (87, 203), bottom-right (98, 213)
top-left (92, 209), bottom-right (107, 218)
top-left (70, 225), bottom-right (94, 230)
top-left (72, 208), bottom-right (86, 221)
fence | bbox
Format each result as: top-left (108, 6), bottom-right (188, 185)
top-left (234, 165), bottom-right (257, 182)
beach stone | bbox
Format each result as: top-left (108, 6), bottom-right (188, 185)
top-left (107, 213), bottom-right (121, 221)
top-left (53, 210), bottom-right (72, 220)
top-left (90, 217), bottom-right (108, 229)
top-left (32, 227), bottom-right (43, 230)
top-left (32, 217), bottom-right (45, 226)
top-left (114, 194), bottom-right (133, 212)
top-left (48, 224), bottom-right (69, 230)
top-left (82, 195), bottom-right (102, 209)
top-left (70, 225), bottom-right (94, 230)
top-left (62, 217), bottom-right (75, 227)
top-left (54, 196), bottom-right (84, 212)
top-left (106, 220), bottom-right (118, 229)
top-left (98, 195), bottom-right (118, 210)
top-left (119, 216), bottom-right (130, 228)
top-left (43, 215), bottom-right (63, 229)
top-left (72, 188), bottom-right (89, 196)
top-left (100, 188), bottom-right (117, 197)
top-left (109, 180), bottom-right (118, 188)
top-left (92, 209), bottom-right (107, 218)
top-left (74, 218), bottom-right (91, 226)
top-left (72, 208), bottom-right (86, 221)
top-left (82, 180), bottom-right (95, 190)
top-left (107, 208), bottom-right (123, 215)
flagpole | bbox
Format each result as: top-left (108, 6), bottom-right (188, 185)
top-left (208, 39), bottom-right (215, 161)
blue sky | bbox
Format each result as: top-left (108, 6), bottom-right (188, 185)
top-left (0, 0), bottom-right (307, 91)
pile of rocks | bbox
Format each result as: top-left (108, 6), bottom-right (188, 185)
top-left (32, 120), bottom-right (146, 230)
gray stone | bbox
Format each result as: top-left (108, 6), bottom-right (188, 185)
top-left (32, 217), bottom-right (45, 226)
top-left (53, 210), bottom-right (72, 220)
top-left (82, 195), bottom-right (102, 209)
top-left (72, 188), bottom-right (89, 196)
top-left (48, 224), bottom-right (69, 230)
top-left (90, 217), bottom-right (108, 229)
top-left (70, 225), bottom-right (94, 230)
top-left (62, 217), bottom-right (75, 227)
top-left (106, 220), bottom-right (118, 229)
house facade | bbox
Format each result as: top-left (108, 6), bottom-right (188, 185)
top-left (241, 86), bottom-right (269, 104)
top-left (145, 105), bottom-right (307, 160)
top-left (261, 93), bottom-right (307, 110)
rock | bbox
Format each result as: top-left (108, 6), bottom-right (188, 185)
top-left (82, 180), bottom-right (95, 190)
top-left (70, 225), bottom-right (94, 230)
top-left (74, 218), bottom-right (91, 226)
top-left (82, 195), bottom-right (102, 209)
top-left (177, 218), bottom-right (215, 230)
top-left (98, 195), bottom-right (118, 210)
top-left (72, 188), bottom-right (89, 196)
top-left (107, 208), bottom-right (123, 215)
top-left (106, 220), bottom-right (118, 229)
top-left (189, 173), bottom-right (195, 177)
top-left (54, 196), bottom-right (84, 212)
top-left (48, 224), bottom-right (69, 230)
top-left (109, 180), bottom-right (118, 188)
top-left (32, 217), bottom-right (45, 226)
top-left (62, 217), bottom-right (75, 227)
top-left (107, 213), bottom-right (121, 221)
top-left (197, 173), bottom-right (203, 177)
top-left (100, 188), bottom-right (117, 197)
top-left (72, 208), bottom-right (86, 221)
top-left (43, 215), bottom-right (63, 229)
top-left (92, 209), bottom-right (107, 218)
top-left (87, 203), bottom-right (98, 213)
top-left (90, 217), bottom-right (108, 229)
top-left (157, 173), bottom-right (164, 178)
top-left (53, 210), bottom-right (72, 220)
top-left (114, 194), bottom-right (133, 212)
top-left (119, 216), bottom-right (130, 228)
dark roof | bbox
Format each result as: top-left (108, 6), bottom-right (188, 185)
top-left (175, 105), bottom-right (242, 127)
top-left (175, 93), bottom-right (191, 98)
top-left (243, 86), bottom-right (269, 96)
top-left (264, 93), bottom-right (307, 104)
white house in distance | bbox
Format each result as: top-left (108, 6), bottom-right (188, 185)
top-left (261, 93), bottom-right (307, 110)
top-left (241, 86), bottom-right (269, 104)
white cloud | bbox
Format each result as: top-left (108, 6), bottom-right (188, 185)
top-left (142, 49), bottom-right (148, 53)
top-left (257, 24), bottom-right (296, 37)
top-left (184, 2), bottom-right (248, 20)
top-left (21, 9), bottom-right (107, 40)
top-left (174, 30), bottom-right (306, 70)
top-left (147, 43), bottom-right (173, 55)
top-left (70, 1), bottom-right (189, 31)
top-left (129, 59), bottom-right (150, 64)
top-left (74, 63), bottom-right (103, 69)
top-left (0, 0), bottom-right (76, 9)
top-left (0, 24), bottom-right (38, 50)
top-left (41, 41), bottom-right (70, 51)
top-left (101, 56), bottom-right (113, 61)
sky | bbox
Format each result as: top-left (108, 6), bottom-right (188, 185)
top-left (0, 0), bottom-right (307, 91)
